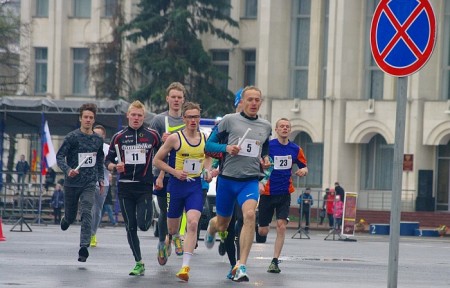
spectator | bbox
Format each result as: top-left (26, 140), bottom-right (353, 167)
top-left (45, 167), bottom-right (57, 191)
top-left (335, 182), bottom-right (345, 203)
top-left (333, 194), bottom-right (344, 231)
top-left (325, 188), bottom-right (336, 230)
top-left (320, 188), bottom-right (329, 225)
top-left (297, 187), bottom-right (313, 232)
top-left (51, 183), bottom-right (64, 224)
top-left (16, 154), bottom-right (30, 184)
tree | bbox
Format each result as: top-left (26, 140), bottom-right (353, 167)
top-left (121, 0), bottom-right (239, 117)
top-left (89, 1), bottom-right (139, 100)
top-left (0, 0), bottom-right (29, 96)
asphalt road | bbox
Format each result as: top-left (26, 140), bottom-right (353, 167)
top-left (1, 222), bottom-right (450, 288)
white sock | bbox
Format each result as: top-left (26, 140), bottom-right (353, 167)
top-left (182, 252), bottom-right (193, 267)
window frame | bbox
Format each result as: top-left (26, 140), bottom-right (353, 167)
top-left (290, 0), bottom-right (311, 99)
top-left (72, 48), bottom-right (90, 95)
top-left (34, 47), bottom-right (48, 95)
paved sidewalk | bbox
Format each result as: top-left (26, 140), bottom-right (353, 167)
top-left (1, 223), bottom-right (450, 287)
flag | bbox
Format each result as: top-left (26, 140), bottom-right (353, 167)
top-left (41, 120), bottom-right (57, 175)
top-left (31, 149), bottom-right (37, 182)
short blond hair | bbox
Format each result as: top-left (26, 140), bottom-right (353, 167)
top-left (128, 100), bottom-right (146, 114)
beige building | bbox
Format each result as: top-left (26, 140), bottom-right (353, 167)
top-left (18, 0), bottom-right (450, 212)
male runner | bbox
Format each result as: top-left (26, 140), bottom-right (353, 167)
top-left (90, 125), bottom-right (110, 247)
top-left (204, 86), bottom-right (272, 282)
top-left (154, 102), bottom-right (212, 282)
top-left (56, 103), bottom-right (105, 262)
top-left (258, 118), bottom-right (308, 273)
top-left (105, 100), bottom-right (161, 276)
top-left (149, 82), bottom-right (186, 265)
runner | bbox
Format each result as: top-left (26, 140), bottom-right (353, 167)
top-left (105, 100), bottom-right (162, 276)
top-left (154, 102), bottom-right (212, 282)
top-left (149, 82), bottom-right (186, 265)
top-left (204, 86), bottom-right (272, 282)
top-left (90, 125), bottom-right (110, 247)
top-left (56, 103), bottom-right (105, 262)
top-left (258, 118), bottom-right (308, 273)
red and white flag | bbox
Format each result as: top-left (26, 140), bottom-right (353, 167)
top-left (42, 121), bottom-right (56, 175)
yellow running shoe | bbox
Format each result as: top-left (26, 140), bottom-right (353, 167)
top-left (90, 235), bottom-right (97, 247)
top-left (176, 266), bottom-right (190, 282)
top-left (173, 235), bottom-right (183, 256)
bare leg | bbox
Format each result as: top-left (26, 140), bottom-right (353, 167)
top-left (238, 199), bottom-right (257, 265)
top-left (273, 219), bottom-right (287, 259)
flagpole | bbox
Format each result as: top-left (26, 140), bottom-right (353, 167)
top-left (37, 113), bottom-right (45, 225)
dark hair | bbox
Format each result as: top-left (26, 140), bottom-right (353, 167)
top-left (93, 125), bottom-right (106, 135)
top-left (79, 103), bottom-right (97, 117)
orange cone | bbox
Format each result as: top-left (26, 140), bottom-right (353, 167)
top-left (0, 218), bottom-right (6, 241)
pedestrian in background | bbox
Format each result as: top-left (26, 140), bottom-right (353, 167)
top-left (51, 183), bottom-right (64, 224)
top-left (16, 154), bottom-right (30, 185)
top-left (298, 187), bottom-right (313, 232)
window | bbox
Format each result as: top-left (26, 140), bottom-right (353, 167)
top-left (360, 134), bottom-right (393, 190)
top-left (244, 0), bottom-right (257, 18)
top-left (104, 0), bottom-right (117, 18)
top-left (244, 50), bottom-right (256, 86)
top-left (73, 0), bottom-right (91, 18)
top-left (35, 0), bottom-right (49, 17)
top-left (291, 0), bottom-right (311, 99)
top-left (294, 132), bottom-right (323, 188)
top-left (211, 50), bottom-right (229, 89)
top-left (320, 0), bottom-right (329, 99)
top-left (442, 1), bottom-right (450, 99)
top-left (73, 48), bottom-right (90, 95)
top-left (436, 141), bottom-right (450, 210)
top-left (34, 48), bottom-right (48, 94)
top-left (365, 0), bottom-right (383, 100)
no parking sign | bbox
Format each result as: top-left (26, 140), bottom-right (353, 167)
top-left (370, 0), bottom-right (436, 77)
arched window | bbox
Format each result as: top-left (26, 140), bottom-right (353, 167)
top-left (360, 134), bottom-right (393, 190)
top-left (293, 132), bottom-right (323, 188)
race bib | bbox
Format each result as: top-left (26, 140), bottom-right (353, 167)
top-left (183, 159), bottom-right (202, 174)
top-left (124, 149), bottom-right (146, 164)
top-left (274, 155), bottom-right (292, 170)
top-left (78, 152), bottom-right (96, 168)
top-left (238, 138), bottom-right (260, 157)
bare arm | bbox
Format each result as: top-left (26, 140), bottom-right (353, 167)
top-left (154, 134), bottom-right (188, 181)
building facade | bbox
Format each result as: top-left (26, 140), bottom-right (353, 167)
top-left (19, 0), bottom-right (450, 212)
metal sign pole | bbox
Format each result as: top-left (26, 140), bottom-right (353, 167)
top-left (388, 76), bottom-right (407, 288)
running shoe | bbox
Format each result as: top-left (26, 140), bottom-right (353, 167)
top-left (157, 242), bottom-right (168, 266)
top-left (90, 235), bottom-right (97, 247)
top-left (78, 247), bottom-right (89, 262)
top-left (129, 262), bottom-right (145, 276)
top-left (267, 261), bottom-right (281, 273)
top-left (173, 235), bottom-right (183, 256)
top-left (60, 216), bottom-right (69, 231)
top-left (231, 264), bottom-right (239, 276)
top-left (204, 222), bottom-right (216, 249)
top-left (176, 266), bottom-right (190, 282)
top-left (218, 231), bottom-right (228, 242)
top-left (226, 266), bottom-right (234, 279)
top-left (218, 241), bottom-right (226, 256)
top-left (233, 265), bottom-right (249, 282)
top-left (166, 237), bottom-right (172, 257)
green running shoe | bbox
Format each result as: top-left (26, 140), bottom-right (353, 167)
top-left (129, 262), bottom-right (145, 276)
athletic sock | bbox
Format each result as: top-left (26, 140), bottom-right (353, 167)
top-left (182, 251), bottom-right (193, 267)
